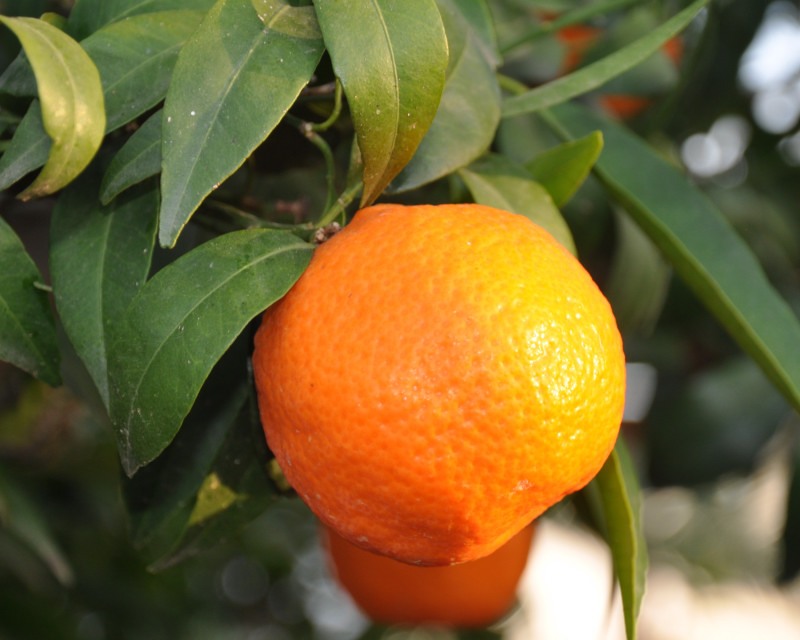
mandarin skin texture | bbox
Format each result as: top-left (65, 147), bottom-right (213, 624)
top-left (253, 204), bottom-right (625, 566)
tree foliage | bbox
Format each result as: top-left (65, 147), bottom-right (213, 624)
top-left (1, 1), bottom-right (799, 638)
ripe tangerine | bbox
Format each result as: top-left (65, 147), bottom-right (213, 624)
top-left (253, 203), bottom-right (625, 566)
top-left (323, 521), bottom-right (536, 629)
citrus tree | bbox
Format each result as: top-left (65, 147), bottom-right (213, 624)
top-left (1, 0), bottom-right (799, 638)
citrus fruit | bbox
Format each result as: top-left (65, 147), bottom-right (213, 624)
top-left (553, 15), bottom-right (684, 120)
top-left (322, 521), bottom-right (536, 629)
top-left (253, 203), bottom-right (625, 566)
top-left (556, 23), bottom-right (603, 74)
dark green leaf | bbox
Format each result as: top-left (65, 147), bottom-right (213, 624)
top-left (108, 229), bottom-right (314, 476)
top-left (0, 102), bottom-right (51, 191)
top-left (83, 10), bottom-right (206, 133)
top-left (495, 109), bottom-right (560, 165)
top-left (314, 0), bottom-right (448, 205)
top-left (0, 52), bottom-right (37, 98)
top-left (547, 101), bottom-right (800, 415)
top-left (151, 397), bottom-right (277, 568)
top-left (604, 209), bottom-right (670, 335)
top-left (0, 110), bottom-right (17, 129)
top-left (50, 163), bottom-right (158, 408)
top-left (0, 11), bottom-right (200, 191)
top-left (124, 337), bottom-right (276, 569)
top-left (445, 0), bottom-right (500, 67)
top-left (0, 464), bottom-right (73, 586)
top-left (0, 16), bottom-right (105, 199)
top-left (501, 0), bottom-right (709, 117)
top-left (589, 7), bottom-right (681, 97)
top-left (100, 112), bottom-right (162, 203)
top-left (158, 0), bottom-right (324, 247)
top-left (592, 441), bottom-right (647, 640)
top-left (66, 0), bottom-right (216, 39)
top-left (458, 153), bottom-right (576, 254)
top-left (0, 216), bottom-right (60, 386)
top-left (389, 0), bottom-right (500, 192)
top-left (647, 357), bottom-right (788, 486)
top-left (0, 0), bottom-right (48, 18)
top-left (0, 13), bottom-right (69, 97)
top-left (0, 17), bottom-right (64, 97)
top-left (525, 131), bottom-right (603, 207)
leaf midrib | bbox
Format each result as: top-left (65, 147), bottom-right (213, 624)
top-left (595, 156), bottom-right (800, 410)
top-left (22, 21), bottom-right (81, 154)
top-left (0, 283), bottom-right (50, 367)
top-left (118, 239), bottom-right (308, 457)
top-left (369, 0), bottom-right (400, 182)
top-left (160, 15), bottom-right (268, 240)
top-left (95, 20), bottom-right (195, 124)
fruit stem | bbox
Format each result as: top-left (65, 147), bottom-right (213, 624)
top-left (201, 200), bottom-right (315, 237)
top-left (308, 80), bottom-right (343, 133)
top-left (497, 73), bottom-right (529, 96)
top-left (316, 180), bottom-right (363, 228)
top-left (285, 113), bottom-right (338, 215)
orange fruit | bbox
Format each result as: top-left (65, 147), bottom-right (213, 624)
top-left (322, 521), bottom-right (536, 629)
top-left (556, 23), bottom-right (603, 74)
top-left (253, 203), bottom-right (625, 566)
top-left (597, 94), bottom-right (654, 120)
top-left (661, 36), bottom-right (684, 66)
top-left (551, 14), bottom-right (684, 120)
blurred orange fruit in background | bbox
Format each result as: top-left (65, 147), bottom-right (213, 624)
top-left (323, 522), bottom-right (536, 629)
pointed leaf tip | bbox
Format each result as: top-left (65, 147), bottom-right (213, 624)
top-left (314, 0), bottom-right (449, 206)
top-left (0, 16), bottom-right (105, 198)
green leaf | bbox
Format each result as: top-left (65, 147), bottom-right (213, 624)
top-left (592, 441), bottom-right (647, 640)
top-left (0, 464), bottom-right (74, 586)
top-left (0, 17), bottom-right (66, 97)
top-left (458, 153), bottom-right (576, 255)
top-left (445, 0), bottom-right (500, 67)
top-left (590, 6), bottom-right (681, 97)
top-left (158, 0), bottom-right (324, 248)
top-left (153, 399), bottom-right (277, 569)
top-left (389, 0), bottom-right (500, 193)
top-left (108, 229), bottom-right (314, 476)
top-left (124, 339), bottom-right (276, 569)
top-left (314, 0), bottom-right (448, 205)
top-left (0, 102), bottom-right (51, 192)
top-left (525, 131), bottom-right (603, 207)
top-left (0, 12), bottom-right (68, 97)
top-left (50, 164), bottom-right (158, 408)
top-left (100, 112), bottom-right (162, 203)
top-left (66, 0), bottom-right (216, 39)
top-left (0, 16), bottom-right (105, 199)
top-left (501, 0), bottom-right (710, 118)
top-left (547, 101), bottom-right (800, 415)
top-left (83, 10), bottom-right (206, 133)
top-left (604, 209), bottom-right (670, 335)
top-left (0, 217), bottom-right (60, 386)
top-left (647, 357), bottom-right (787, 486)
top-left (0, 52), bottom-right (38, 98)
top-left (0, 11), bottom-right (200, 191)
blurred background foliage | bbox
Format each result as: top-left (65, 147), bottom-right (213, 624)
top-left (1, 0), bottom-right (800, 638)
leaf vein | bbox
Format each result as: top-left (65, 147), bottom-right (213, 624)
top-left (118, 239), bottom-right (308, 459)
